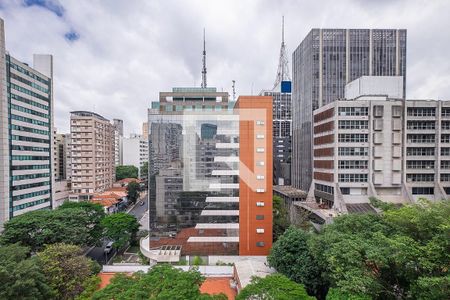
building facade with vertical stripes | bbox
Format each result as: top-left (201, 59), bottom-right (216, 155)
top-left (292, 29), bottom-right (407, 191)
top-left (0, 18), bottom-right (54, 228)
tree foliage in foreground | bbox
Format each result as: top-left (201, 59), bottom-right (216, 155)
top-left (272, 195), bottom-right (290, 242)
top-left (127, 181), bottom-right (141, 203)
top-left (0, 244), bottom-right (52, 300)
top-left (1, 202), bottom-right (105, 251)
top-left (236, 273), bottom-right (313, 300)
top-left (101, 212), bottom-right (140, 249)
top-left (116, 165), bottom-right (138, 181)
top-left (269, 200), bottom-right (450, 300)
top-left (37, 243), bottom-right (100, 300)
top-left (92, 264), bottom-right (226, 300)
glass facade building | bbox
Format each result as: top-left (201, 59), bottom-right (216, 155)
top-left (292, 29), bottom-right (407, 191)
top-left (0, 19), bottom-right (54, 228)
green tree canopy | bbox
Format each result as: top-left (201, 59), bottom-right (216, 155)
top-left (268, 227), bottom-right (329, 299)
top-left (140, 161), bottom-right (148, 180)
top-left (126, 181), bottom-right (141, 203)
top-left (0, 243), bottom-right (52, 300)
top-left (270, 200), bottom-right (450, 300)
top-left (1, 207), bottom-right (103, 251)
top-left (236, 273), bottom-right (314, 300)
top-left (272, 195), bottom-right (290, 242)
top-left (92, 264), bottom-right (226, 300)
top-left (37, 243), bottom-right (100, 300)
top-left (101, 212), bottom-right (140, 249)
top-left (116, 165), bottom-right (138, 180)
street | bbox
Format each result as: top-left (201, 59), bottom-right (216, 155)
top-left (85, 241), bottom-right (117, 265)
top-left (127, 191), bottom-right (148, 221)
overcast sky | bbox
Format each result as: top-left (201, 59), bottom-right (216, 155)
top-left (1, 0), bottom-right (449, 134)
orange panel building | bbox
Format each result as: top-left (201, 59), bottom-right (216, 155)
top-left (236, 96), bottom-right (273, 255)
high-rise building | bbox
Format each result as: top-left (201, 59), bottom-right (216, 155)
top-left (292, 29), bottom-right (407, 191)
top-left (69, 111), bottom-right (115, 201)
top-left (54, 132), bottom-right (70, 181)
top-left (122, 133), bottom-right (149, 177)
top-left (0, 18), bottom-right (54, 227)
top-left (142, 122), bottom-right (148, 141)
top-left (260, 17), bottom-right (292, 186)
top-left (142, 90), bottom-right (273, 260)
top-left (113, 119), bottom-right (123, 166)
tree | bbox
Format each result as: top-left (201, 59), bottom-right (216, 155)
top-left (273, 195), bottom-right (290, 241)
top-left (127, 181), bottom-right (141, 203)
top-left (116, 165), bottom-right (138, 180)
top-left (37, 243), bottom-right (100, 300)
top-left (92, 264), bottom-right (226, 300)
top-left (101, 213), bottom-right (140, 249)
top-left (0, 244), bottom-right (52, 300)
top-left (1, 207), bottom-right (103, 252)
top-left (236, 274), bottom-right (313, 300)
top-left (140, 161), bottom-right (148, 180)
top-left (268, 227), bottom-right (330, 299)
top-left (58, 201), bottom-right (106, 244)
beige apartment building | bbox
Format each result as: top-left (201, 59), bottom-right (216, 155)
top-left (69, 111), bottom-right (115, 201)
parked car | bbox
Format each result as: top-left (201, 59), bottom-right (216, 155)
top-left (139, 201), bottom-right (145, 206)
top-left (104, 241), bottom-right (113, 254)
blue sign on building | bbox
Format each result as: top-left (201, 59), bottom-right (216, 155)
top-left (281, 81), bottom-right (291, 93)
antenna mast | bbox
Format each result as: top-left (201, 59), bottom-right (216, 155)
top-left (273, 16), bottom-right (291, 90)
top-left (201, 28), bottom-right (207, 88)
top-left (232, 80), bottom-right (236, 101)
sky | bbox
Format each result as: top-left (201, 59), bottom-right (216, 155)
top-left (1, 0), bottom-right (450, 135)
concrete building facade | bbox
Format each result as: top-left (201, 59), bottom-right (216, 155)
top-left (292, 29), bottom-right (407, 192)
top-left (0, 19), bottom-right (54, 226)
top-left (122, 133), bottom-right (149, 177)
top-left (69, 111), bottom-right (115, 201)
top-left (113, 119), bottom-right (123, 166)
top-left (309, 76), bottom-right (450, 220)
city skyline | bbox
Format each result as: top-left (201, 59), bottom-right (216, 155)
top-left (1, 0), bottom-right (450, 135)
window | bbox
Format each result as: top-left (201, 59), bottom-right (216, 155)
top-left (256, 189), bottom-right (265, 193)
top-left (338, 174), bottom-right (368, 182)
top-left (338, 120), bottom-right (368, 130)
top-left (338, 107), bottom-right (368, 116)
top-left (338, 134), bottom-right (368, 143)
top-left (340, 187), bottom-right (350, 194)
top-left (442, 148), bottom-right (450, 156)
top-left (406, 160), bottom-right (434, 169)
top-left (256, 242), bottom-right (265, 247)
top-left (256, 120), bottom-right (265, 125)
top-left (315, 183), bottom-right (334, 194)
top-left (407, 147), bottom-right (435, 156)
top-left (256, 161), bottom-right (265, 166)
top-left (441, 161), bottom-right (450, 169)
top-left (441, 174), bottom-right (450, 182)
top-left (442, 135), bottom-right (450, 143)
top-left (256, 175), bottom-right (265, 180)
top-left (338, 147), bottom-right (368, 156)
top-left (256, 201), bottom-right (265, 207)
top-left (442, 108), bottom-right (450, 117)
top-left (442, 121), bottom-right (450, 130)
top-left (407, 107), bottom-right (435, 117)
top-left (256, 134), bottom-right (265, 139)
top-left (406, 174), bottom-right (434, 182)
top-left (338, 160), bottom-right (368, 169)
top-left (407, 134), bottom-right (435, 143)
top-left (407, 121), bottom-right (435, 130)
top-left (256, 228), bottom-right (265, 234)
top-left (256, 215), bottom-right (264, 220)
top-left (412, 187), bottom-right (434, 195)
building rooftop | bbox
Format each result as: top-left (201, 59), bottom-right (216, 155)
top-left (233, 259), bottom-right (275, 289)
top-left (70, 111), bottom-right (109, 121)
top-left (273, 185), bottom-right (307, 198)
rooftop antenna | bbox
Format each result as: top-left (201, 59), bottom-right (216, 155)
top-left (273, 16), bottom-right (291, 90)
top-left (232, 80), bottom-right (236, 101)
top-left (201, 28), bottom-right (207, 88)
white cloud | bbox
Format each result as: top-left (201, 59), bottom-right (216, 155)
top-left (1, 0), bottom-right (450, 134)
